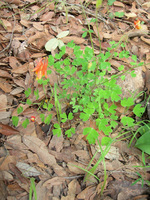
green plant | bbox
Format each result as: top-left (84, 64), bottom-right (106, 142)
top-left (29, 177), bottom-right (37, 200)
top-left (129, 121), bottom-right (150, 155)
top-left (12, 39), bottom-right (144, 143)
top-left (132, 152), bottom-right (150, 187)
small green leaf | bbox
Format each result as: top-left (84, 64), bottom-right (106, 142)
top-left (44, 114), bottom-right (52, 125)
top-left (34, 89), bottom-right (39, 100)
top-left (121, 75), bottom-right (125, 80)
top-left (52, 123), bottom-right (61, 137)
top-left (22, 118), bottom-right (29, 128)
top-left (25, 88), bottom-right (31, 97)
top-left (83, 127), bottom-right (99, 144)
top-left (101, 137), bottom-right (112, 145)
top-left (68, 112), bottom-right (74, 120)
top-left (17, 106), bottom-right (23, 114)
top-left (115, 11), bottom-right (124, 18)
top-left (80, 112), bottom-right (90, 121)
top-left (132, 55), bottom-right (137, 62)
top-left (118, 65), bottom-right (124, 71)
top-left (131, 70), bottom-right (136, 77)
top-left (108, 0), bottom-right (116, 6)
top-left (65, 128), bottom-right (75, 137)
top-left (26, 99), bottom-right (32, 105)
top-left (40, 113), bottom-right (45, 122)
top-left (96, 0), bottom-right (103, 9)
top-left (12, 116), bottom-right (19, 127)
top-left (60, 112), bottom-right (67, 123)
top-left (121, 116), bottom-right (134, 127)
top-left (121, 97), bottom-right (134, 107)
top-left (82, 31), bottom-right (87, 38)
top-left (133, 104), bottom-right (145, 117)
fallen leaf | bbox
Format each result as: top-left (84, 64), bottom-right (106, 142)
top-left (23, 135), bottom-right (67, 176)
top-left (40, 12), bottom-right (54, 22)
top-left (125, 12), bottom-right (137, 19)
top-left (16, 162), bottom-right (41, 177)
top-left (10, 87), bottom-right (24, 95)
top-left (11, 63), bottom-right (28, 74)
top-left (0, 94), bottom-right (7, 111)
top-left (0, 123), bottom-right (19, 136)
top-left (43, 177), bottom-right (65, 189)
top-left (61, 179), bottom-right (78, 200)
top-left (141, 36), bottom-right (150, 45)
top-left (0, 69), bottom-right (12, 79)
top-left (61, 36), bottom-right (85, 44)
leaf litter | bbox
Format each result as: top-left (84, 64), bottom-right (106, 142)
top-left (0, 0), bottom-right (150, 199)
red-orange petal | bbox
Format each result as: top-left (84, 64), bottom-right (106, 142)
top-left (30, 116), bottom-right (35, 122)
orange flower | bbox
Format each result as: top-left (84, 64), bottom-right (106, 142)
top-left (134, 20), bottom-right (141, 30)
top-left (30, 116), bottom-right (35, 122)
top-left (33, 57), bottom-right (48, 79)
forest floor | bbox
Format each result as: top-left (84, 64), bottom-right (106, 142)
top-left (0, 0), bottom-right (150, 199)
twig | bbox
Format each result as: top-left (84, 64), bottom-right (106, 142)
top-left (0, 14), bottom-right (16, 54)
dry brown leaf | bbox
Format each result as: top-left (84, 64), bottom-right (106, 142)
top-left (0, 94), bottom-right (7, 111)
top-left (72, 150), bottom-right (90, 162)
top-left (92, 25), bottom-right (103, 40)
top-left (20, 19), bottom-right (31, 28)
top-left (32, 22), bottom-right (44, 31)
top-left (43, 177), bottom-right (66, 189)
top-left (67, 161), bottom-right (86, 174)
top-left (77, 185), bottom-right (96, 199)
top-left (125, 12), bottom-right (137, 19)
top-left (5, 135), bottom-right (28, 151)
top-left (0, 79), bottom-right (12, 93)
top-left (0, 156), bottom-right (16, 171)
top-left (141, 36), bottom-right (150, 45)
top-left (22, 135), bottom-right (56, 165)
top-left (0, 69), bottom-right (12, 79)
top-left (49, 134), bottom-right (64, 152)
top-left (40, 12), bottom-right (54, 22)
top-left (61, 179), bottom-right (78, 200)
top-left (0, 111), bottom-right (11, 122)
top-left (4, 0), bottom-right (21, 5)
top-left (114, 1), bottom-right (125, 7)
top-left (142, 2), bottom-right (150, 9)
top-left (23, 135), bottom-right (67, 176)
top-left (9, 56), bottom-right (22, 69)
top-left (30, 53), bottom-right (47, 58)
top-left (0, 123), bottom-right (20, 136)
top-left (27, 32), bottom-right (46, 44)
top-left (10, 87), bottom-right (24, 95)
top-left (11, 63), bottom-right (28, 74)
top-left (61, 36), bottom-right (85, 44)
top-left (47, 69), bottom-right (58, 86)
top-left (1, 19), bottom-right (12, 32)
top-left (49, 149), bottom-right (75, 163)
top-left (34, 181), bottom-right (49, 200)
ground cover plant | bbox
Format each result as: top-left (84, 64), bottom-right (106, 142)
top-left (0, 0), bottom-right (150, 199)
